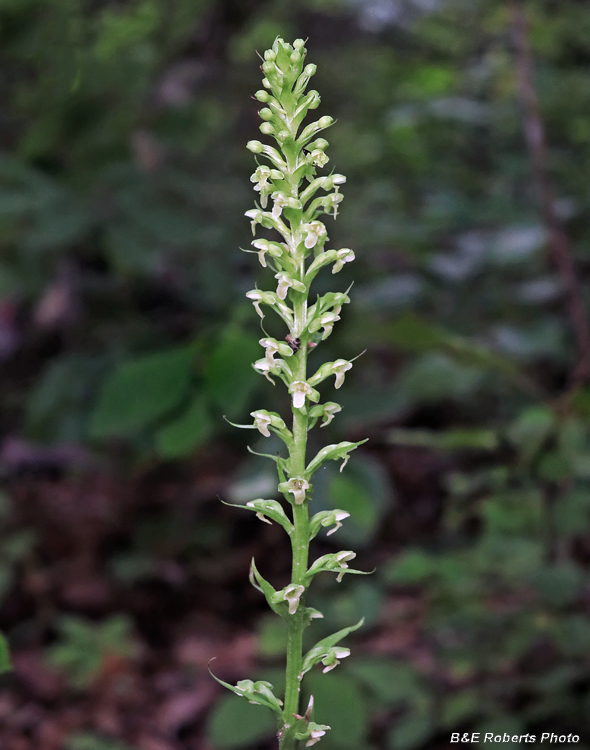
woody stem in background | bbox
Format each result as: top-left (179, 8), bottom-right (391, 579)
top-left (510, 0), bottom-right (590, 388)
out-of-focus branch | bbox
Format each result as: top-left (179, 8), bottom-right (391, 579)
top-left (510, 0), bottom-right (590, 387)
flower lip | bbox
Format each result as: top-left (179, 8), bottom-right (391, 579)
top-left (282, 583), bottom-right (305, 615)
top-left (333, 248), bottom-right (355, 273)
top-left (253, 358), bottom-right (279, 384)
top-left (332, 359), bottom-right (353, 389)
top-left (288, 380), bottom-right (319, 409)
top-left (321, 402), bottom-right (341, 426)
top-left (251, 239), bottom-right (283, 267)
top-left (275, 273), bottom-right (293, 300)
top-left (303, 221), bottom-right (327, 249)
top-left (251, 410), bottom-right (272, 436)
top-left (326, 511), bottom-right (350, 536)
top-left (246, 290), bottom-right (264, 318)
top-left (250, 409), bottom-right (287, 437)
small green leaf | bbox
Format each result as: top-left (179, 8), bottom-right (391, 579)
top-left (388, 428), bottom-right (498, 451)
top-left (508, 406), bottom-right (556, 461)
top-left (384, 550), bottom-right (435, 584)
top-left (257, 615), bottom-right (288, 658)
top-left (388, 708), bottom-right (434, 750)
top-left (383, 313), bottom-right (450, 350)
top-left (570, 387), bottom-right (590, 418)
top-left (327, 475), bottom-right (377, 543)
top-left (533, 564), bottom-right (584, 608)
top-left (46, 615), bottom-right (137, 689)
top-left (89, 345), bottom-right (197, 438)
top-left (555, 489), bottom-right (590, 536)
top-left (250, 558), bottom-right (286, 617)
top-left (383, 312), bottom-right (519, 376)
top-left (555, 615), bottom-right (590, 657)
top-left (204, 327), bottom-right (260, 419)
top-left (399, 353), bottom-right (484, 403)
top-left (347, 659), bottom-right (424, 707)
top-left (304, 672), bottom-right (368, 748)
top-left (207, 693), bottom-right (276, 748)
top-left (0, 632), bottom-right (11, 674)
top-left (66, 732), bottom-right (136, 750)
top-left (1, 530), bottom-right (36, 562)
top-left (441, 691), bottom-right (481, 728)
top-left (156, 393), bottom-right (213, 458)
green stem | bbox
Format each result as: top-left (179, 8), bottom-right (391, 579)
top-left (281, 301), bottom-right (309, 750)
top-left (280, 104), bottom-right (312, 750)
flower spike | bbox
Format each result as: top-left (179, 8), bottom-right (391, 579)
top-left (220, 37), bottom-right (367, 745)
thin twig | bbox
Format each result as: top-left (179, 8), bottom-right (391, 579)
top-left (510, 0), bottom-right (590, 388)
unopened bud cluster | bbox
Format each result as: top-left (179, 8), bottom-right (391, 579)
top-left (213, 38), bottom-right (367, 750)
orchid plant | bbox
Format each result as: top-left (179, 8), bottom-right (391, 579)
top-left (213, 38), bottom-right (367, 749)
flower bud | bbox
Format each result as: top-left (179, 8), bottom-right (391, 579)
top-left (262, 60), bottom-right (275, 74)
top-left (255, 90), bottom-right (270, 102)
top-left (306, 90), bottom-right (321, 109)
top-left (264, 49), bottom-right (276, 62)
top-left (293, 38), bottom-right (305, 50)
top-left (308, 138), bottom-right (329, 151)
top-left (290, 51), bottom-right (301, 64)
top-left (246, 140), bottom-right (264, 153)
top-left (318, 116), bottom-right (333, 128)
top-left (259, 108), bottom-right (273, 121)
top-left (260, 122), bottom-right (274, 135)
top-left (304, 63), bottom-right (317, 77)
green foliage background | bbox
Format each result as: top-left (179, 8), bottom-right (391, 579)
top-left (1, 0), bottom-right (590, 748)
